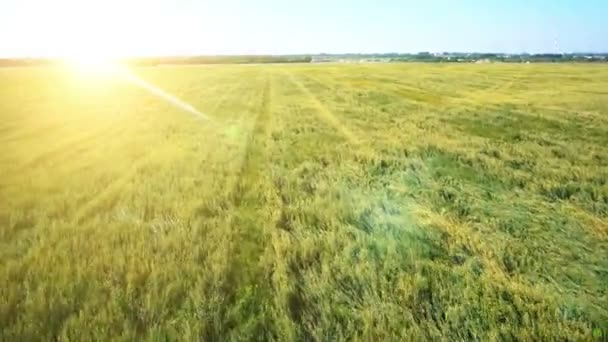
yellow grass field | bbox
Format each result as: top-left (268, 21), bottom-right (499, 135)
top-left (1, 63), bottom-right (607, 340)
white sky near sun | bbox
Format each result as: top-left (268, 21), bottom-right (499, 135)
top-left (1, 0), bottom-right (221, 58)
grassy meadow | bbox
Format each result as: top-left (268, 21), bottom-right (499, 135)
top-left (1, 63), bottom-right (607, 340)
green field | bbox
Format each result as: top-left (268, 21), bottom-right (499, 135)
top-left (1, 63), bottom-right (607, 340)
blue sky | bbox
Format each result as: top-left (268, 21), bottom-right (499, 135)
top-left (1, 0), bottom-right (606, 57)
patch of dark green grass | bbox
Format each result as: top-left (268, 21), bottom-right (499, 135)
top-left (540, 183), bottom-right (608, 217)
top-left (450, 108), bottom-right (608, 145)
top-left (417, 145), bottom-right (507, 192)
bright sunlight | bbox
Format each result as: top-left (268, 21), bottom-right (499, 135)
top-left (21, 0), bottom-right (177, 60)
top-left (63, 55), bottom-right (121, 75)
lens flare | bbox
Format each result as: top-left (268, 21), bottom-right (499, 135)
top-left (121, 71), bottom-right (208, 119)
top-left (64, 57), bottom-right (208, 119)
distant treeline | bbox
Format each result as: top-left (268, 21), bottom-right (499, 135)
top-left (0, 59), bottom-right (58, 67)
top-left (0, 55), bottom-right (313, 67)
top-left (1, 53), bottom-right (606, 67)
top-left (124, 55), bottom-right (313, 66)
top-left (313, 52), bottom-right (608, 63)
top-left (392, 52), bottom-right (608, 63)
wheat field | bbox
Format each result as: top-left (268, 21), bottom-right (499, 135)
top-left (1, 63), bottom-right (607, 340)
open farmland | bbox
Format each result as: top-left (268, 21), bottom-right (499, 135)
top-left (1, 63), bottom-right (607, 340)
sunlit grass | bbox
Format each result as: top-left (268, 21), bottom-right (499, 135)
top-left (0, 63), bottom-right (607, 340)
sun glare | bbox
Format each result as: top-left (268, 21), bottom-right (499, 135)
top-left (63, 53), bottom-right (122, 76)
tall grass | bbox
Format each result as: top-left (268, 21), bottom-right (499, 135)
top-left (1, 63), bottom-right (607, 340)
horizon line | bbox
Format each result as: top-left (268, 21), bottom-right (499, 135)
top-left (1, 51), bottom-right (608, 59)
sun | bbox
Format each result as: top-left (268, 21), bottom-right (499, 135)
top-left (49, 2), bottom-right (133, 75)
top-left (62, 51), bottom-right (124, 76)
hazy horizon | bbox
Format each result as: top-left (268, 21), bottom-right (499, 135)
top-left (2, 51), bottom-right (608, 60)
top-left (1, 0), bottom-right (607, 58)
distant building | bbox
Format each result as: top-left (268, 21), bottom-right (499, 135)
top-left (311, 56), bottom-right (333, 63)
